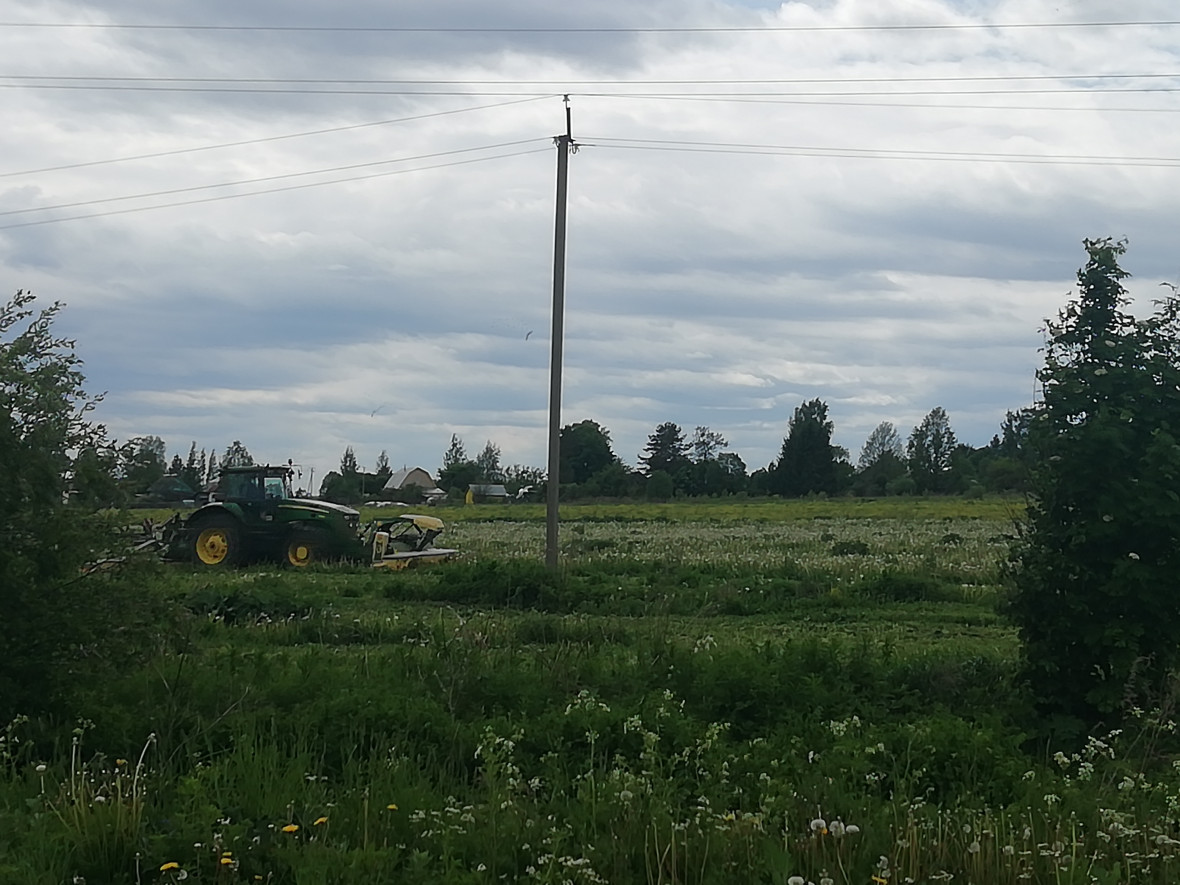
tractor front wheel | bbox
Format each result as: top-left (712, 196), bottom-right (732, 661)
top-left (191, 517), bottom-right (242, 568)
top-left (286, 530), bottom-right (327, 568)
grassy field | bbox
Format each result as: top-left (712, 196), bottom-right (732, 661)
top-left (4, 498), bottom-right (1179, 884)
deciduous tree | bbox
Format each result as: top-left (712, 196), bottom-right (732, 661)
top-left (559, 420), bottom-right (617, 484)
top-left (475, 441), bottom-right (504, 482)
top-left (0, 291), bottom-right (166, 717)
top-left (906, 407), bottom-right (957, 493)
top-left (858, 421), bottom-right (903, 469)
top-left (1009, 239), bottom-right (1180, 734)
top-left (690, 426), bottom-right (728, 462)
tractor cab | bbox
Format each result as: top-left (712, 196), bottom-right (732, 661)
top-left (216, 466), bottom-right (293, 503)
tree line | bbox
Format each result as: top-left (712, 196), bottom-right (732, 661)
top-left (70, 436), bottom-right (257, 507)
top-left (432, 405), bottom-right (1032, 503)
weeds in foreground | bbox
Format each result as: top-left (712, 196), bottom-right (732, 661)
top-left (5, 700), bottom-right (1180, 883)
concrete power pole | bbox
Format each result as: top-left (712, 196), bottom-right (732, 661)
top-left (546, 97), bottom-right (575, 571)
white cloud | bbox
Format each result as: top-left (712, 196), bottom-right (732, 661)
top-left (3, 0), bottom-right (1179, 483)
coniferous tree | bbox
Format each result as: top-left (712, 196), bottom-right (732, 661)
top-left (640, 422), bottom-right (690, 478)
top-left (770, 399), bottom-right (838, 497)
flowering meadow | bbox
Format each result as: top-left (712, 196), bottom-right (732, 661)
top-left (4, 500), bottom-right (1180, 883)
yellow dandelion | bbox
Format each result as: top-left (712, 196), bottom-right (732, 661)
top-left (159, 862), bottom-right (180, 872)
top-left (221, 851), bottom-right (233, 857)
top-left (220, 857), bottom-right (234, 866)
top-left (386, 803), bottom-right (398, 811)
top-left (116, 758), bottom-right (128, 766)
top-left (313, 816), bottom-right (328, 826)
top-left (281, 823), bottom-right (299, 833)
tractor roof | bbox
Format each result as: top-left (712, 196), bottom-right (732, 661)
top-left (219, 464), bottom-right (292, 476)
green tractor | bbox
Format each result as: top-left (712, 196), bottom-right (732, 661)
top-left (175, 464), bottom-right (363, 568)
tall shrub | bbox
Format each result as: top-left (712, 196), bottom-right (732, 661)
top-left (0, 291), bottom-right (167, 718)
top-left (1008, 240), bottom-right (1180, 736)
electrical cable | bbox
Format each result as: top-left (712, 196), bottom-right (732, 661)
top-left (586, 136), bottom-right (1180, 167)
top-left (2, 20), bottom-right (1178, 33)
top-left (0, 139), bottom-right (547, 218)
top-left (2, 72), bottom-right (1177, 85)
top-left (0, 147), bottom-right (550, 230)
top-left (0, 95), bottom-right (554, 178)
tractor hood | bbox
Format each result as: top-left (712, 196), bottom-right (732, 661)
top-left (282, 499), bottom-right (360, 518)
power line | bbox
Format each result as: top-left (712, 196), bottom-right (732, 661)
top-left (0, 139), bottom-right (546, 218)
top-left (0, 95), bottom-right (553, 178)
top-left (587, 136), bottom-right (1180, 167)
top-left (3, 72), bottom-right (1178, 85)
top-left (5, 83), bottom-right (1179, 97)
top-left (0, 147), bottom-right (550, 230)
top-left (1, 20), bottom-right (1178, 32)
top-left (581, 86), bottom-right (1180, 97)
top-left (0, 83), bottom-right (554, 96)
top-left (596, 93), bottom-right (1180, 114)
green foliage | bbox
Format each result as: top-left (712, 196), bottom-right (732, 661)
top-left (907, 407), bottom-right (958, 493)
top-left (437, 433), bottom-right (482, 497)
top-left (639, 421), bottom-right (690, 479)
top-left (1008, 239), bottom-right (1180, 734)
top-left (858, 420), bottom-right (904, 469)
top-left (220, 439), bottom-right (254, 468)
top-left (770, 398), bottom-right (841, 497)
top-left (0, 291), bottom-right (173, 720)
top-left (853, 450), bottom-right (907, 497)
top-left (645, 469), bottom-right (674, 501)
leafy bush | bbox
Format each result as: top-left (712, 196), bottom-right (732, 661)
top-left (0, 292), bottom-right (174, 718)
top-left (1008, 240), bottom-right (1180, 735)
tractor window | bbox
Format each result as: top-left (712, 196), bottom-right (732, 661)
top-left (264, 476), bottom-right (288, 499)
top-left (221, 473), bottom-right (266, 500)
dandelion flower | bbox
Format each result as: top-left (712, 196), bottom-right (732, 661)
top-left (810, 817), bottom-right (828, 835)
top-left (788, 877), bottom-right (806, 885)
top-left (281, 823), bottom-right (299, 833)
top-left (220, 857), bottom-right (234, 866)
top-left (159, 862), bottom-right (180, 872)
top-left (846, 824), bottom-right (861, 835)
top-left (35, 763), bottom-right (46, 773)
top-left (386, 803), bottom-right (398, 811)
top-left (313, 816), bottom-right (328, 826)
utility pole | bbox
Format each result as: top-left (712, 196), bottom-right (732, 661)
top-left (546, 96), bottom-right (575, 571)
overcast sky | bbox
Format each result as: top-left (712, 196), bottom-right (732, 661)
top-left (3, 0), bottom-right (1179, 488)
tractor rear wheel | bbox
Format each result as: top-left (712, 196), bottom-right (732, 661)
top-left (191, 516), bottom-right (242, 568)
top-left (286, 530), bottom-right (327, 568)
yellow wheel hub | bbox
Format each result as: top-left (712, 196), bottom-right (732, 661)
top-left (287, 542), bottom-right (313, 567)
top-left (196, 528), bottom-right (231, 565)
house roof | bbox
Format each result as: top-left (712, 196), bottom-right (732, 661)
top-left (383, 466), bottom-right (437, 491)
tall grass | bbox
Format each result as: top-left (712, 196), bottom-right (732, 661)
top-left (8, 507), bottom-right (1180, 883)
